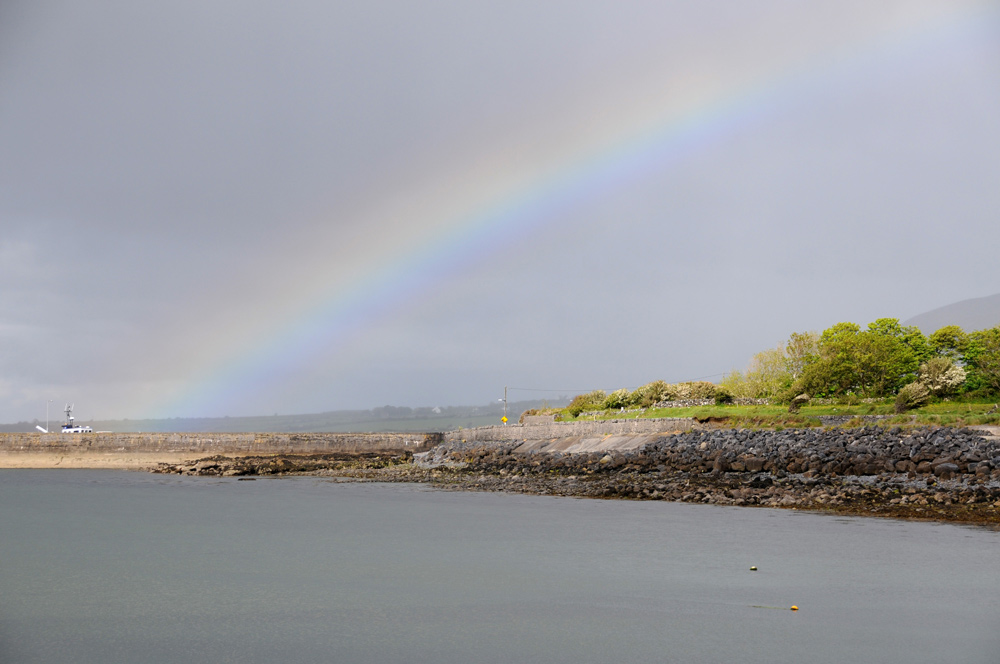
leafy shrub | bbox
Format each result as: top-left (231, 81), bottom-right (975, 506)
top-left (714, 389), bottom-right (734, 405)
top-left (894, 382), bottom-right (931, 413)
top-left (629, 380), bottom-right (670, 408)
top-left (918, 357), bottom-right (966, 396)
top-left (519, 408), bottom-right (540, 423)
top-left (518, 408), bottom-right (560, 423)
top-left (665, 381), bottom-right (718, 400)
top-left (775, 378), bottom-right (808, 404)
top-left (602, 388), bottom-right (632, 410)
top-left (566, 390), bottom-right (606, 417)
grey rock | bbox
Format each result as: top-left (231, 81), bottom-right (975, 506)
top-left (933, 462), bottom-right (959, 477)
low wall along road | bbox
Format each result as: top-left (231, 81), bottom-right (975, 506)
top-left (444, 418), bottom-right (698, 453)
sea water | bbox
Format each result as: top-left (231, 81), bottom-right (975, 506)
top-left (1, 470), bottom-right (998, 664)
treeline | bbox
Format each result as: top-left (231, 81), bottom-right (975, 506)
top-left (554, 319), bottom-right (1000, 420)
top-left (721, 319), bottom-right (1000, 404)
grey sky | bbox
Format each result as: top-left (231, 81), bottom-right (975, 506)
top-left (2, 1), bottom-right (999, 422)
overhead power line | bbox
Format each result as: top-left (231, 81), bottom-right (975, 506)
top-left (507, 373), bottom-right (728, 395)
top-left (506, 387), bottom-right (590, 393)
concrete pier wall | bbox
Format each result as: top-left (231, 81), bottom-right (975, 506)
top-left (0, 431), bottom-right (442, 469)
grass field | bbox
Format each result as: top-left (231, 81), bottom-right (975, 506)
top-left (556, 400), bottom-right (1000, 429)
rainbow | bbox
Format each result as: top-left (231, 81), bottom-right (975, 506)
top-left (151, 4), bottom-right (993, 418)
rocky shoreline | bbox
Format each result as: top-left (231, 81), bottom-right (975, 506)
top-left (153, 426), bottom-right (1000, 526)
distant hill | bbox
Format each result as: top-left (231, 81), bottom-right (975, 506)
top-left (0, 398), bottom-right (570, 433)
top-left (904, 292), bottom-right (1000, 334)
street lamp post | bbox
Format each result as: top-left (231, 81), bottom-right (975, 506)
top-left (46, 400), bottom-right (52, 434)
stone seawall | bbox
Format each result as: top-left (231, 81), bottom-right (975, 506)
top-left (0, 431), bottom-right (441, 469)
top-left (411, 426), bottom-right (1000, 523)
top-left (443, 418), bottom-right (697, 444)
top-left (430, 426), bottom-right (1000, 479)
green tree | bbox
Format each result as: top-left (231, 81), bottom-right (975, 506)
top-left (900, 324), bottom-right (932, 365)
top-left (807, 319), bottom-right (920, 397)
top-left (817, 322), bottom-right (862, 395)
top-left (929, 325), bottom-right (968, 362)
top-left (865, 318), bottom-right (929, 361)
top-left (964, 327), bottom-right (1000, 395)
top-left (785, 331), bottom-right (819, 379)
top-left (855, 318), bottom-right (921, 396)
top-left (718, 369), bottom-right (750, 399)
top-left (745, 346), bottom-right (793, 398)
top-left (720, 343), bottom-right (797, 399)
top-left (792, 355), bottom-right (837, 398)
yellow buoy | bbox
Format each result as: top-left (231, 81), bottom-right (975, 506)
top-left (790, 606), bottom-right (798, 611)
top-left (750, 566), bottom-right (757, 571)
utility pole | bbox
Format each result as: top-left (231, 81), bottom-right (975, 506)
top-left (46, 400), bottom-right (52, 433)
top-left (499, 386), bottom-right (508, 425)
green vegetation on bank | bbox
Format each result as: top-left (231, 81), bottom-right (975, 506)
top-left (552, 402), bottom-right (1000, 429)
top-left (541, 317), bottom-right (1000, 429)
top-left (720, 318), bottom-right (1000, 403)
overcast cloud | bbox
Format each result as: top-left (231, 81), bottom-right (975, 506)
top-left (2, 0), bottom-right (999, 422)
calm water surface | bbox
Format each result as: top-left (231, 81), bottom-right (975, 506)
top-left (1, 470), bottom-right (998, 663)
